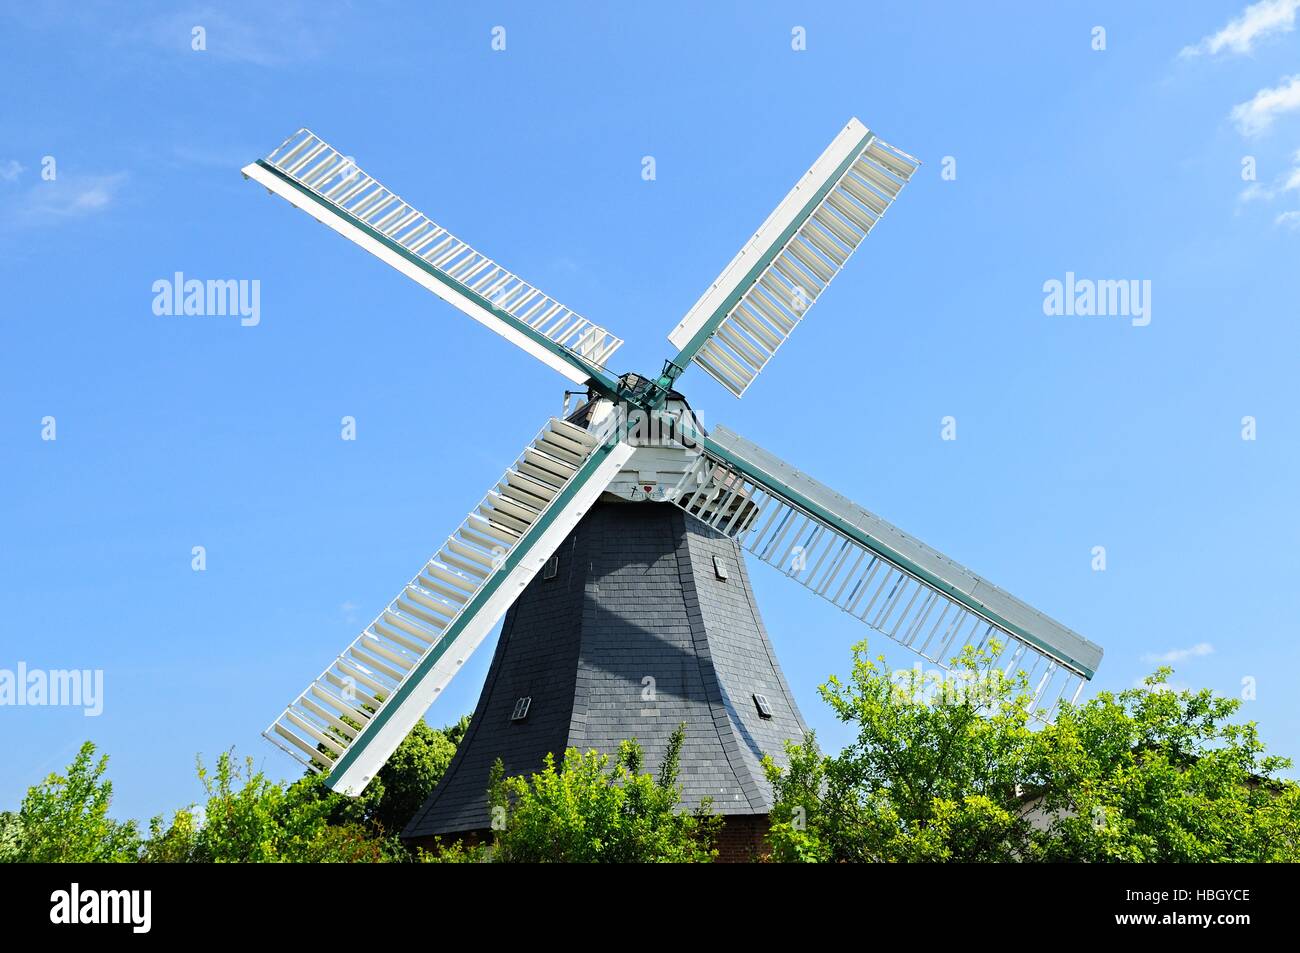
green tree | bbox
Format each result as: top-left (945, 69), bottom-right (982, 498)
top-left (764, 642), bottom-right (1300, 863)
top-left (10, 742), bottom-right (141, 862)
top-left (1029, 670), bottom-right (1300, 862)
top-left (0, 812), bottom-right (25, 862)
top-left (333, 716), bottom-right (469, 839)
top-left (486, 724), bottom-right (720, 863)
top-left (8, 715), bottom-right (470, 863)
top-left (146, 714), bottom-right (472, 862)
top-left (143, 751), bottom-right (386, 863)
top-left (765, 643), bottom-right (1037, 862)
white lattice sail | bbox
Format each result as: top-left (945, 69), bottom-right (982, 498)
top-left (669, 118), bottom-right (918, 396)
top-left (669, 425), bottom-right (1102, 718)
top-left (243, 129), bottom-right (623, 384)
top-left (265, 416), bottom-right (635, 794)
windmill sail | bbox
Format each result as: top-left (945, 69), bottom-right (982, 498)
top-left (265, 416), bottom-right (634, 795)
top-left (668, 118), bottom-right (917, 397)
top-left (243, 129), bottom-right (623, 388)
top-left (669, 425), bottom-right (1102, 718)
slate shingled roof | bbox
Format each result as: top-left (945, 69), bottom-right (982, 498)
top-left (402, 501), bottom-right (807, 839)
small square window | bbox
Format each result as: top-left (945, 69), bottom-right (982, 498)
top-left (542, 555), bottom-right (559, 580)
top-left (511, 697), bottom-right (532, 722)
top-left (753, 693), bottom-right (772, 719)
top-left (712, 555), bottom-right (729, 581)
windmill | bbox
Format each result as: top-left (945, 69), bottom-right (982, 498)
top-left (242, 119), bottom-right (1103, 847)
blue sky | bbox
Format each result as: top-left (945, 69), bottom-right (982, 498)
top-left (3, 1), bottom-right (1299, 823)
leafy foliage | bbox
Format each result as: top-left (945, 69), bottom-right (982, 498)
top-left (1030, 670), bottom-right (1300, 862)
top-left (765, 643), bottom-right (1037, 862)
top-left (0, 812), bottom-right (21, 862)
top-left (485, 724), bottom-right (720, 863)
top-left (5, 718), bottom-right (468, 863)
top-left (764, 642), bottom-right (1300, 862)
top-left (9, 641), bottom-right (1299, 864)
top-left (5, 717), bottom-right (720, 864)
top-left (353, 715), bottom-right (468, 837)
top-left (142, 753), bottom-right (386, 863)
top-left (10, 742), bottom-right (142, 862)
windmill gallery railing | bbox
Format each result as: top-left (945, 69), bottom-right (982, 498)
top-left (264, 417), bottom-right (613, 774)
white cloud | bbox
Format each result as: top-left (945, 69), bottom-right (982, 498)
top-left (1284, 154), bottom-right (1300, 190)
top-left (0, 173), bottom-right (127, 229)
top-left (7, 4), bottom-right (330, 69)
top-left (1141, 642), bottom-right (1214, 664)
top-left (1231, 74), bottom-right (1300, 135)
top-left (1235, 150), bottom-right (1300, 203)
top-left (1182, 0), bottom-right (1300, 57)
top-left (0, 159), bottom-right (23, 182)
top-left (115, 6), bottom-right (326, 67)
top-left (1276, 209), bottom-right (1300, 228)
